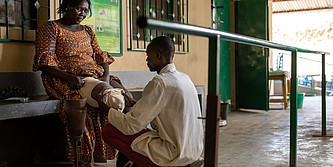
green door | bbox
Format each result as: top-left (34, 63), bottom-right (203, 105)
top-left (235, 0), bottom-right (269, 110)
top-left (212, 0), bottom-right (231, 102)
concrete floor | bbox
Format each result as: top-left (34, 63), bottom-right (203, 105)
top-left (218, 96), bottom-right (333, 167)
top-left (99, 96), bottom-right (333, 167)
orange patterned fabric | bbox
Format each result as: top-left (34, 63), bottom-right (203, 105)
top-left (33, 21), bottom-right (114, 77)
top-left (33, 21), bottom-right (116, 166)
top-left (33, 21), bottom-right (115, 99)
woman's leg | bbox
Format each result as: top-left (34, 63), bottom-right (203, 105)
top-left (102, 123), bottom-right (157, 167)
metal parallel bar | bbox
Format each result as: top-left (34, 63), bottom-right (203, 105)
top-left (322, 54), bottom-right (327, 135)
top-left (137, 17), bottom-right (329, 55)
top-left (289, 51), bottom-right (298, 167)
top-left (137, 16), bottom-right (329, 167)
top-left (204, 36), bottom-right (220, 167)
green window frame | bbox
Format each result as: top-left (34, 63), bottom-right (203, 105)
top-left (0, 0), bottom-right (42, 43)
top-left (129, 0), bottom-right (189, 53)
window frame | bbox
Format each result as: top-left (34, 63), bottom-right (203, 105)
top-left (0, 0), bottom-right (41, 43)
top-left (128, 0), bottom-right (189, 54)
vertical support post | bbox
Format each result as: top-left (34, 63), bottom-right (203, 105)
top-left (204, 36), bottom-right (221, 167)
top-left (289, 51), bottom-right (298, 167)
top-left (321, 54), bottom-right (327, 135)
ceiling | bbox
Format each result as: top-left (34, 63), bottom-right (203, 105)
top-left (272, 0), bottom-right (333, 13)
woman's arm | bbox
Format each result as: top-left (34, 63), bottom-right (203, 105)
top-left (98, 62), bottom-right (110, 83)
top-left (40, 66), bottom-right (84, 89)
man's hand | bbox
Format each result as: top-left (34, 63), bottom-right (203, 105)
top-left (95, 93), bottom-right (111, 112)
top-left (122, 91), bottom-right (137, 107)
top-left (99, 62), bottom-right (110, 83)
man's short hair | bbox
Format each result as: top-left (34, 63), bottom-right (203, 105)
top-left (148, 36), bottom-right (175, 57)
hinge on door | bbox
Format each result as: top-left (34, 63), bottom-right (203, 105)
top-left (211, 5), bottom-right (224, 9)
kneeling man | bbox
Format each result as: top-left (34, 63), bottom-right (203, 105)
top-left (102, 36), bottom-right (204, 167)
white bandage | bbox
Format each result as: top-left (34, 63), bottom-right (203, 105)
top-left (100, 88), bottom-right (125, 112)
top-left (79, 77), bottom-right (103, 107)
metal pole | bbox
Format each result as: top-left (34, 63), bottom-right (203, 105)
top-left (204, 36), bottom-right (221, 167)
top-left (290, 51), bottom-right (298, 167)
top-left (321, 54), bottom-right (327, 135)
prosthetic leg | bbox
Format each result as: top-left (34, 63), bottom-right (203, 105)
top-left (64, 98), bottom-right (87, 167)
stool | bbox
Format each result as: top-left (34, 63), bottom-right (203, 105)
top-left (269, 71), bottom-right (289, 109)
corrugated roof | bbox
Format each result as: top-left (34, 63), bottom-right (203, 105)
top-left (273, 0), bottom-right (333, 13)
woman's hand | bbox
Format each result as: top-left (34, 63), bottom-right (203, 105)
top-left (39, 66), bottom-right (84, 90)
top-left (66, 75), bottom-right (84, 90)
top-left (99, 62), bottom-right (110, 83)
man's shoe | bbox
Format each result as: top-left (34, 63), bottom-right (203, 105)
top-left (116, 152), bottom-right (138, 167)
top-left (190, 157), bottom-right (204, 167)
top-left (219, 119), bottom-right (227, 127)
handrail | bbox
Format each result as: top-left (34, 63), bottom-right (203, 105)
top-left (137, 16), bottom-right (329, 55)
top-left (137, 16), bottom-right (329, 167)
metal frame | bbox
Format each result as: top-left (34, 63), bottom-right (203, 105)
top-left (0, 0), bottom-right (38, 43)
top-left (138, 16), bottom-right (330, 167)
top-left (128, 0), bottom-right (189, 53)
